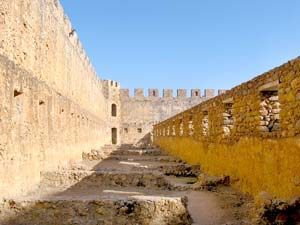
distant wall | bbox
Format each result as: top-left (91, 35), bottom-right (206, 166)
top-left (154, 57), bottom-right (300, 199)
top-left (0, 0), bottom-right (109, 198)
top-left (120, 88), bottom-right (221, 147)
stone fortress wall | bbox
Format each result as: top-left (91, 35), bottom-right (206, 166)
top-left (154, 57), bottom-right (300, 200)
top-left (0, 0), bottom-right (112, 198)
top-left (0, 0), bottom-right (218, 198)
top-left (5, 0), bottom-right (297, 204)
top-left (119, 88), bottom-right (225, 147)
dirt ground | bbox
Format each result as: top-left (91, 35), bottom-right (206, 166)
top-left (0, 147), bottom-right (254, 225)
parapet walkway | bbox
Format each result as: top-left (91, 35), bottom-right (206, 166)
top-left (0, 147), bottom-right (251, 225)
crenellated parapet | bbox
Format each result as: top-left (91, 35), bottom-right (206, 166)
top-left (120, 88), bottom-right (225, 99)
top-left (101, 80), bottom-right (121, 99)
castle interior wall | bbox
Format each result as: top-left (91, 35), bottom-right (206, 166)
top-left (154, 57), bottom-right (300, 199)
top-left (0, 0), bottom-right (111, 198)
top-left (119, 88), bottom-right (218, 148)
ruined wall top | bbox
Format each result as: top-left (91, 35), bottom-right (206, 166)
top-left (120, 88), bottom-right (226, 99)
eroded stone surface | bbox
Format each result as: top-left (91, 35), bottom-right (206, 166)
top-left (0, 148), bottom-right (252, 224)
top-left (0, 197), bottom-right (191, 225)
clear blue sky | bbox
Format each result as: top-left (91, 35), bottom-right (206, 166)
top-left (60, 0), bottom-right (300, 94)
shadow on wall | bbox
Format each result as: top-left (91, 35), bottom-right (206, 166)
top-left (121, 133), bottom-right (153, 150)
top-left (136, 133), bottom-right (152, 148)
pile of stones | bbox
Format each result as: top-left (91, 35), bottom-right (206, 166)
top-left (259, 92), bottom-right (280, 132)
top-left (258, 197), bottom-right (300, 224)
top-left (162, 164), bottom-right (201, 177)
top-left (192, 174), bottom-right (231, 191)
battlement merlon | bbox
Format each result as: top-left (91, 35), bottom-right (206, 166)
top-left (135, 88), bottom-right (145, 98)
top-left (218, 89), bottom-right (227, 95)
top-left (177, 89), bottom-right (187, 98)
top-left (163, 89), bottom-right (173, 98)
top-left (191, 89), bottom-right (201, 98)
top-left (120, 89), bottom-right (130, 98)
top-left (204, 89), bottom-right (215, 98)
top-left (149, 89), bottom-right (159, 98)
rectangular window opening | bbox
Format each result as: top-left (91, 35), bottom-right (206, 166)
top-left (189, 115), bottom-right (194, 136)
top-left (223, 103), bottom-right (234, 136)
top-left (202, 111), bottom-right (209, 136)
top-left (172, 120), bottom-right (176, 136)
top-left (179, 118), bottom-right (184, 136)
top-left (259, 90), bottom-right (280, 133)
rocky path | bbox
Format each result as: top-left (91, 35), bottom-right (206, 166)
top-left (0, 147), bottom-right (252, 225)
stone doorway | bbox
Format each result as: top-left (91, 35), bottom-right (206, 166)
top-left (112, 128), bottom-right (117, 145)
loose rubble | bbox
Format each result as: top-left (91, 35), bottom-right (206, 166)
top-left (0, 147), bottom-right (252, 225)
top-left (257, 197), bottom-right (300, 224)
top-left (192, 174), bottom-right (231, 191)
top-left (259, 91), bottom-right (281, 132)
top-left (162, 164), bottom-right (201, 177)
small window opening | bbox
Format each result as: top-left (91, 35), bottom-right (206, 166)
top-left (124, 128), bottom-right (129, 133)
top-left (111, 104), bottom-right (117, 117)
top-left (39, 100), bottom-right (45, 105)
top-left (14, 90), bottom-right (23, 98)
top-left (195, 91), bottom-right (199, 96)
top-left (189, 115), bottom-right (194, 136)
top-left (202, 111), bottom-right (209, 136)
top-left (259, 90), bottom-right (280, 132)
top-left (153, 90), bottom-right (156, 97)
top-left (179, 118), bottom-right (184, 136)
top-left (138, 128), bottom-right (142, 133)
top-left (112, 128), bottom-right (117, 144)
top-left (172, 125), bottom-right (176, 136)
top-left (111, 81), bottom-right (114, 86)
top-left (223, 103), bottom-right (234, 136)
